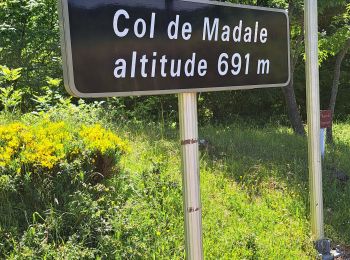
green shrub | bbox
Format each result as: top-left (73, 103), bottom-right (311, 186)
top-left (0, 116), bottom-right (129, 258)
top-left (0, 119), bottom-right (128, 173)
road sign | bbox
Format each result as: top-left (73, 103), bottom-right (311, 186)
top-left (58, 2), bottom-right (291, 259)
top-left (58, 0), bottom-right (290, 97)
top-left (320, 110), bottom-right (332, 129)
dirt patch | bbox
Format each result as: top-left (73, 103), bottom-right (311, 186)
top-left (335, 245), bottom-right (350, 259)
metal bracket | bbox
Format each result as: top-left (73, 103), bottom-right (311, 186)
top-left (181, 139), bottom-right (198, 145)
top-left (316, 239), bottom-right (332, 260)
top-left (188, 207), bottom-right (201, 213)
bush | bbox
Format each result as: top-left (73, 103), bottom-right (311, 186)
top-left (0, 116), bottom-right (129, 258)
top-left (0, 119), bottom-right (128, 174)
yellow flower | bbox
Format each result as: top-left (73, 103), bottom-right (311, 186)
top-left (80, 124), bottom-right (130, 155)
top-left (0, 122), bottom-right (25, 166)
top-left (0, 120), bottom-right (128, 172)
top-left (20, 121), bottom-right (70, 169)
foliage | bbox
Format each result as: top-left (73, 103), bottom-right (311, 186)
top-left (319, 3), bottom-right (350, 63)
top-left (0, 112), bottom-right (129, 258)
top-left (1, 107), bottom-right (350, 258)
top-left (0, 0), bottom-right (62, 95)
top-left (0, 0), bottom-right (350, 122)
top-left (0, 0), bottom-right (350, 258)
top-left (0, 66), bottom-right (23, 112)
top-left (0, 120), bottom-right (128, 170)
top-left (31, 77), bottom-right (69, 113)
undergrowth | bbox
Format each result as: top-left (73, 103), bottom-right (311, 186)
top-left (1, 107), bottom-right (349, 258)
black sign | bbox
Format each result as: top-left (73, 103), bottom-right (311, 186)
top-left (59, 0), bottom-right (290, 97)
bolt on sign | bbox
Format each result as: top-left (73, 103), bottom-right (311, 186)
top-left (58, 0), bottom-right (290, 97)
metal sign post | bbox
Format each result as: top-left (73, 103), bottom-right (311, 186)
top-left (179, 92), bottom-right (203, 260)
top-left (304, 0), bottom-right (324, 241)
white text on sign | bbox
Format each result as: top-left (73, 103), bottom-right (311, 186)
top-left (113, 10), bottom-right (271, 79)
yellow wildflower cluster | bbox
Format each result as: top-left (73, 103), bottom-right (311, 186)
top-left (0, 121), bottom-right (71, 169)
top-left (79, 124), bottom-right (129, 154)
top-left (21, 121), bottom-right (72, 169)
top-left (0, 123), bottom-right (25, 167)
top-left (0, 120), bottom-right (128, 171)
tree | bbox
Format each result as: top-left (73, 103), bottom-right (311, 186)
top-left (281, 0), bottom-right (306, 136)
top-left (231, 0), bottom-right (307, 136)
top-left (318, 3), bottom-right (350, 142)
top-left (327, 39), bottom-right (350, 142)
top-left (0, 0), bottom-right (62, 110)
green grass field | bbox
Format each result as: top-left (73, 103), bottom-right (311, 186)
top-left (117, 121), bottom-right (350, 259)
top-left (1, 110), bottom-right (350, 258)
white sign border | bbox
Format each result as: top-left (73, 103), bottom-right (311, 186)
top-left (58, 0), bottom-right (291, 98)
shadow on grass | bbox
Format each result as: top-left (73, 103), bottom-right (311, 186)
top-left (200, 124), bottom-right (309, 190)
top-left (120, 122), bottom-right (350, 248)
top-left (200, 124), bottom-right (350, 245)
top-left (322, 140), bottom-right (350, 245)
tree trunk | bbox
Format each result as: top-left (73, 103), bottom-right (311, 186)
top-left (282, 66), bottom-right (306, 136)
top-left (282, 1), bottom-right (306, 136)
top-left (327, 38), bottom-right (350, 143)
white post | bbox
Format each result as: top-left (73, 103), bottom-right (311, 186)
top-left (304, 0), bottom-right (325, 240)
top-left (178, 92), bottom-right (203, 260)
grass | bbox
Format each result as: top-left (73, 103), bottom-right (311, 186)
top-left (1, 110), bottom-right (350, 258)
top-left (118, 120), bottom-right (350, 258)
top-left (200, 125), bottom-right (313, 259)
top-left (117, 123), bottom-right (311, 259)
top-left (323, 123), bottom-right (350, 244)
